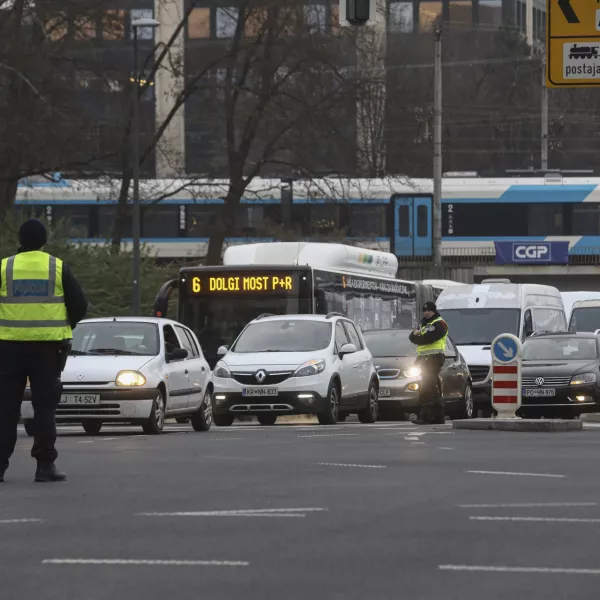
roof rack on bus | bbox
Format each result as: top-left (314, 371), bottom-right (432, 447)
top-left (255, 313), bottom-right (275, 320)
top-left (326, 312), bottom-right (346, 319)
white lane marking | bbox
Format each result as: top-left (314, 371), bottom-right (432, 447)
top-left (467, 470), bottom-right (566, 479)
top-left (439, 565), bottom-right (600, 575)
top-left (460, 502), bottom-right (598, 508)
top-left (138, 508), bottom-right (327, 517)
top-left (583, 422), bottom-right (600, 429)
top-left (0, 519), bottom-right (44, 524)
top-left (298, 434), bottom-right (358, 438)
top-left (43, 559), bottom-right (248, 567)
top-left (409, 442), bottom-right (427, 445)
top-left (100, 438), bottom-right (118, 441)
top-left (439, 447), bottom-right (454, 450)
top-left (471, 516), bottom-right (600, 523)
top-left (318, 462), bottom-right (386, 469)
top-left (206, 438), bottom-right (247, 441)
top-left (78, 441), bottom-right (93, 444)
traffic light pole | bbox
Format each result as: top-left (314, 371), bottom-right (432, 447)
top-left (433, 27), bottom-right (442, 269)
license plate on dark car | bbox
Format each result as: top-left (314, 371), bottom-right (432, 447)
top-left (523, 388), bottom-right (555, 397)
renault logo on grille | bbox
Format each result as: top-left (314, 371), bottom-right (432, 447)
top-left (255, 370), bottom-right (267, 383)
top-left (535, 377), bottom-right (545, 386)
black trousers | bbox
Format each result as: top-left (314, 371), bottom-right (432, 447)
top-left (0, 341), bottom-right (63, 468)
top-left (415, 353), bottom-right (445, 415)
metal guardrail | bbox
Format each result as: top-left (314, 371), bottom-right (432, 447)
top-left (397, 247), bottom-right (600, 266)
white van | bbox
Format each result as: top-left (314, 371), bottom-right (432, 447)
top-left (561, 292), bottom-right (600, 328)
top-left (436, 279), bottom-right (566, 416)
top-left (569, 299), bottom-right (600, 332)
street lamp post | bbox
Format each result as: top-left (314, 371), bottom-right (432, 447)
top-left (131, 17), bottom-right (160, 316)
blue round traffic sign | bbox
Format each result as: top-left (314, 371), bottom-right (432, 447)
top-left (491, 334), bottom-right (521, 364)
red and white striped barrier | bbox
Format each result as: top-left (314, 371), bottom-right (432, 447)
top-left (491, 334), bottom-right (522, 418)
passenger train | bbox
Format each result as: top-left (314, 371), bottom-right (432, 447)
top-left (13, 174), bottom-right (600, 258)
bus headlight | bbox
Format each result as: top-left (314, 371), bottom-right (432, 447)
top-left (214, 362), bottom-right (231, 379)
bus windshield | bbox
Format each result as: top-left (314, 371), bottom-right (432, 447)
top-left (179, 268), bottom-right (312, 366)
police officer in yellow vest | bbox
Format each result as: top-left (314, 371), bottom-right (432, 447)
top-left (0, 220), bottom-right (87, 483)
top-left (409, 301), bottom-right (449, 425)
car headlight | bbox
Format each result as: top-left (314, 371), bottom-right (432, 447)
top-left (570, 373), bottom-right (596, 385)
top-left (293, 359), bottom-right (326, 377)
top-left (403, 366), bottom-right (421, 378)
top-left (115, 371), bottom-right (146, 387)
top-left (214, 361), bottom-right (231, 379)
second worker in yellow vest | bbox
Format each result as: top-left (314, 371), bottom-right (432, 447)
top-left (409, 301), bottom-right (449, 425)
top-left (0, 219), bottom-right (87, 484)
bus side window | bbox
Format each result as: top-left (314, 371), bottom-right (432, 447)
top-left (315, 288), bottom-right (326, 314)
top-left (523, 310), bottom-right (533, 338)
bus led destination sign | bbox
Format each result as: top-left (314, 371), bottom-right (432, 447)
top-left (188, 272), bottom-right (298, 295)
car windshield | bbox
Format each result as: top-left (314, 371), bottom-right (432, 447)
top-left (440, 308), bottom-right (520, 345)
top-left (569, 307), bottom-right (600, 333)
top-left (71, 322), bottom-right (159, 356)
top-left (362, 330), bottom-right (417, 357)
top-left (522, 337), bottom-right (598, 361)
top-left (231, 320), bottom-right (332, 353)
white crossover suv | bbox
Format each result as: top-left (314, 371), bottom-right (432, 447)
top-left (212, 313), bottom-right (379, 426)
top-left (21, 317), bottom-right (213, 435)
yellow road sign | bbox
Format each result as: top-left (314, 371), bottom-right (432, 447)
top-left (547, 0), bottom-right (600, 87)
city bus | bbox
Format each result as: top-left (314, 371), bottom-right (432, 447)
top-left (154, 242), bottom-right (447, 366)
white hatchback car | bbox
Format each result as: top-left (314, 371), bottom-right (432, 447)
top-left (21, 317), bottom-right (213, 435)
top-left (212, 313), bottom-right (379, 426)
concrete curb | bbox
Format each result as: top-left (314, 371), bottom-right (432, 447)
top-left (581, 413), bottom-right (600, 423)
top-left (453, 418), bottom-right (583, 432)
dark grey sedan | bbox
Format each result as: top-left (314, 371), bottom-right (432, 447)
top-left (362, 329), bottom-right (474, 420)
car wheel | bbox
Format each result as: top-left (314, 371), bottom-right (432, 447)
top-left (191, 389), bottom-right (213, 432)
top-left (82, 421), bottom-right (102, 435)
top-left (455, 385), bottom-right (474, 419)
top-left (257, 413), bottom-right (277, 426)
top-left (318, 381), bottom-right (340, 425)
top-left (142, 391), bottom-right (166, 435)
top-left (358, 382), bottom-right (379, 424)
top-left (213, 413), bottom-right (235, 427)
top-left (23, 420), bottom-right (34, 437)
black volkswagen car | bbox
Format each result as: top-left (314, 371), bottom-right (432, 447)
top-left (362, 329), bottom-right (473, 421)
top-left (520, 332), bottom-right (600, 419)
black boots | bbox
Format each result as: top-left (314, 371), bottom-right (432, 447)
top-left (35, 463), bottom-right (66, 483)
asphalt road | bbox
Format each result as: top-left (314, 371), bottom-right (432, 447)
top-left (3, 418), bottom-right (600, 600)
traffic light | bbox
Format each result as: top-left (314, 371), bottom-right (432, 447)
top-left (341, 0), bottom-right (375, 26)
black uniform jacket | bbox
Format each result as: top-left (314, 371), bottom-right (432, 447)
top-left (409, 312), bottom-right (448, 347)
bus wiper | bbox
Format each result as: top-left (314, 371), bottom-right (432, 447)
top-left (69, 349), bottom-right (92, 356)
top-left (89, 348), bottom-right (141, 356)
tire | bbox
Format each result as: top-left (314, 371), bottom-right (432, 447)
top-left (191, 389), bottom-right (213, 432)
top-left (176, 417), bottom-right (190, 424)
top-left (318, 380), bottom-right (340, 425)
top-left (213, 413), bottom-right (234, 427)
top-left (82, 421), bottom-right (102, 434)
top-left (358, 381), bottom-right (379, 424)
top-left (24, 420), bottom-right (34, 437)
top-left (142, 390), bottom-right (166, 435)
top-left (456, 385), bottom-right (474, 419)
top-left (257, 413), bottom-right (277, 426)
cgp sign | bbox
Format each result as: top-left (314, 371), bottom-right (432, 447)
top-left (494, 241), bottom-right (569, 265)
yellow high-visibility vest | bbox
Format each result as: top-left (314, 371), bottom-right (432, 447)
top-left (417, 316), bottom-right (448, 355)
top-left (0, 251), bottom-right (72, 341)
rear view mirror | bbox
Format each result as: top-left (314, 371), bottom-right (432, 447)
top-left (339, 343), bottom-right (357, 357)
top-left (168, 347), bottom-right (188, 361)
top-left (217, 345), bottom-right (228, 357)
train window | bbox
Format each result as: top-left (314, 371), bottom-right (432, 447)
top-left (398, 205), bottom-right (410, 236)
top-left (349, 205), bottom-right (386, 236)
top-left (442, 203), bottom-right (528, 236)
top-left (417, 205), bottom-right (428, 237)
top-left (528, 204), bottom-right (563, 235)
top-left (572, 205), bottom-right (600, 236)
top-left (187, 205), bottom-right (219, 238)
top-left (308, 204), bottom-right (339, 233)
top-left (98, 206), bottom-right (132, 238)
top-left (142, 206), bottom-right (180, 238)
top-left (52, 206), bottom-right (91, 238)
top-left (232, 206), bottom-right (264, 236)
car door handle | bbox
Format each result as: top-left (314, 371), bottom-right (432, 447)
top-left (201, 366), bottom-right (205, 372)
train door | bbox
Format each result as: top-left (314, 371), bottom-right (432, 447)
top-left (392, 195), bottom-right (433, 256)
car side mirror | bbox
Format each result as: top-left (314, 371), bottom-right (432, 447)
top-left (339, 343), bottom-right (357, 358)
top-left (217, 345), bottom-right (228, 357)
top-left (167, 347), bottom-right (188, 362)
